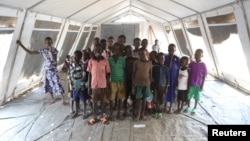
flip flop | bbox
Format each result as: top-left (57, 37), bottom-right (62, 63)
top-left (191, 108), bottom-right (196, 115)
top-left (88, 118), bottom-right (98, 125)
top-left (100, 117), bottom-right (109, 125)
top-left (183, 107), bottom-right (190, 113)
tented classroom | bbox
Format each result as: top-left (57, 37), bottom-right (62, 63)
top-left (0, 0), bottom-right (250, 141)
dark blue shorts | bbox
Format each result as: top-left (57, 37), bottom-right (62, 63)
top-left (72, 89), bottom-right (89, 101)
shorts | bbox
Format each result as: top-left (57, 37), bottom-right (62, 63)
top-left (177, 90), bottom-right (188, 102)
top-left (110, 82), bottom-right (125, 101)
top-left (72, 89), bottom-right (89, 101)
top-left (92, 88), bottom-right (106, 102)
top-left (135, 86), bottom-right (151, 100)
top-left (153, 86), bottom-right (166, 105)
top-left (187, 86), bottom-right (201, 101)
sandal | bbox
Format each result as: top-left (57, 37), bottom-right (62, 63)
top-left (88, 118), bottom-right (98, 125)
top-left (100, 117), bottom-right (109, 125)
top-left (183, 107), bottom-right (190, 113)
top-left (70, 111), bottom-right (77, 119)
top-left (191, 108), bottom-right (196, 115)
top-left (157, 112), bottom-right (163, 119)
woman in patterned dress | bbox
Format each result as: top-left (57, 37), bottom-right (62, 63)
top-left (16, 37), bottom-right (68, 105)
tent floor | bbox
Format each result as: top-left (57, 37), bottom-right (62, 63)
top-left (0, 72), bottom-right (250, 141)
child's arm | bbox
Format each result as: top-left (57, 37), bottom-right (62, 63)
top-left (132, 61), bottom-right (137, 95)
top-left (16, 40), bottom-right (39, 54)
top-left (187, 68), bottom-right (191, 92)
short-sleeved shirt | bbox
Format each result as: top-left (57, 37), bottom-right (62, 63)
top-left (87, 58), bottom-right (110, 88)
top-left (152, 63), bottom-right (169, 87)
top-left (133, 60), bottom-right (152, 86)
top-left (38, 48), bottom-right (58, 70)
top-left (109, 56), bottom-right (126, 82)
top-left (68, 60), bottom-right (88, 90)
top-left (189, 61), bottom-right (207, 87)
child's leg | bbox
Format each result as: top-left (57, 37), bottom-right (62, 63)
top-left (134, 99), bottom-right (141, 121)
top-left (109, 100), bottom-right (115, 120)
top-left (75, 100), bottom-right (80, 116)
top-left (140, 98), bottom-right (146, 120)
top-left (167, 102), bottom-right (172, 114)
top-left (117, 99), bottom-right (123, 119)
top-left (83, 100), bottom-right (88, 119)
top-left (92, 101), bottom-right (98, 119)
top-left (49, 93), bottom-right (56, 104)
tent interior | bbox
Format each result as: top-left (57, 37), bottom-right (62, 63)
top-left (0, 0), bottom-right (250, 141)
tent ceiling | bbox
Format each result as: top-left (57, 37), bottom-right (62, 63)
top-left (0, 0), bottom-right (236, 24)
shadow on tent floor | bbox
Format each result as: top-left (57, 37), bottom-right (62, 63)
top-left (0, 73), bottom-right (249, 141)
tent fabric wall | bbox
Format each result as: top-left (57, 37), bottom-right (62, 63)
top-left (1, 0), bottom-right (250, 105)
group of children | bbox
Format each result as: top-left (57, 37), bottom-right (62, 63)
top-left (67, 35), bottom-right (207, 125)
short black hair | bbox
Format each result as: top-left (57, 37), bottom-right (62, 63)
top-left (74, 50), bottom-right (82, 58)
top-left (180, 56), bottom-right (189, 62)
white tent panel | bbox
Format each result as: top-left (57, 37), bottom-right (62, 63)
top-left (32, 0), bottom-right (95, 18)
top-left (82, 0), bottom-right (130, 24)
top-left (139, 0), bottom-right (195, 18)
top-left (0, 0), bottom-right (41, 9)
top-left (132, 0), bottom-right (177, 21)
top-left (174, 0), bottom-right (235, 12)
top-left (131, 7), bottom-right (166, 23)
top-left (70, 0), bottom-right (128, 22)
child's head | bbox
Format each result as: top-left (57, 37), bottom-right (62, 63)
top-left (141, 39), bottom-right (148, 48)
top-left (168, 43), bottom-right (176, 56)
top-left (82, 50), bottom-right (90, 61)
top-left (112, 43), bottom-right (121, 55)
top-left (133, 38), bottom-right (141, 49)
top-left (74, 50), bottom-right (82, 62)
top-left (156, 52), bottom-right (165, 65)
top-left (107, 36), bottom-right (114, 47)
top-left (125, 45), bottom-right (133, 57)
top-left (94, 43), bottom-right (102, 56)
top-left (100, 39), bottom-right (107, 49)
top-left (44, 37), bottom-right (53, 47)
top-left (180, 56), bottom-right (189, 67)
top-left (118, 35), bottom-right (126, 44)
top-left (194, 49), bottom-right (203, 62)
top-left (150, 51), bottom-right (157, 61)
top-left (93, 37), bottom-right (100, 46)
top-left (138, 47), bottom-right (147, 61)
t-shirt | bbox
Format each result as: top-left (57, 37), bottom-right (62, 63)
top-left (189, 61), bottom-right (207, 87)
top-left (109, 56), bottom-right (126, 82)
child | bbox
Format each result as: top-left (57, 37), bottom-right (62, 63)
top-left (108, 43), bottom-right (126, 120)
top-left (175, 56), bottom-right (190, 114)
top-left (132, 48), bottom-right (152, 121)
top-left (87, 44), bottom-right (111, 125)
top-left (69, 50), bottom-right (89, 119)
top-left (163, 43), bottom-right (180, 114)
top-left (152, 53), bottom-right (169, 118)
top-left (124, 45), bottom-right (137, 117)
top-left (184, 49), bottom-right (207, 115)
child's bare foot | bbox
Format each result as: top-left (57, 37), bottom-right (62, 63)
top-left (134, 116), bottom-right (140, 122)
top-left (174, 109), bottom-right (180, 114)
top-left (166, 109), bottom-right (172, 114)
top-left (140, 115), bottom-right (147, 120)
top-left (49, 100), bottom-right (56, 105)
top-left (62, 100), bottom-right (69, 105)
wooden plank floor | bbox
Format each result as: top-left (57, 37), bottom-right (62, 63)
top-left (0, 72), bottom-right (249, 141)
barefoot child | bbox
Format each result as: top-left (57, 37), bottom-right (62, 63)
top-left (132, 48), bottom-right (152, 121)
top-left (184, 49), bottom-right (207, 115)
top-left (152, 53), bottom-right (169, 118)
top-left (69, 50), bottom-right (90, 119)
top-left (175, 56), bottom-right (190, 114)
top-left (108, 43), bottom-right (126, 120)
top-left (16, 37), bottom-right (68, 105)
